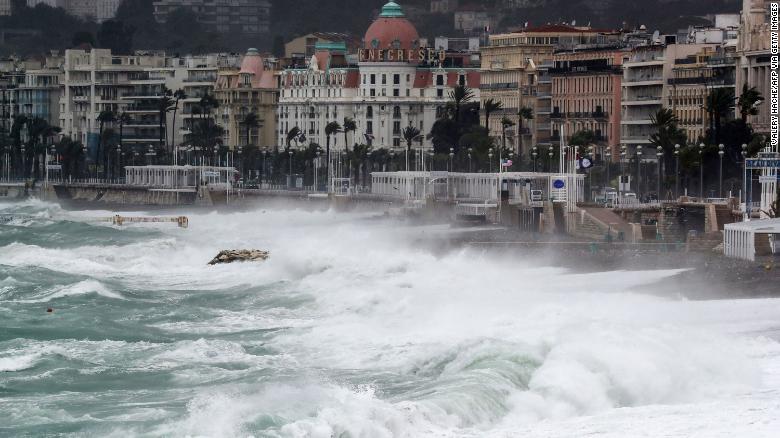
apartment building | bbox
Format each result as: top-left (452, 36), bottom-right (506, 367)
top-left (551, 48), bottom-right (625, 158)
top-left (25, 0), bottom-right (121, 21)
top-left (213, 48), bottom-right (278, 150)
top-left (480, 25), bottom-right (619, 153)
top-left (666, 46), bottom-right (736, 143)
top-left (735, 0), bottom-right (771, 135)
top-left (621, 43), bottom-right (718, 155)
top-left (153, 0), bottom-right (271, 35)
top-left (0, 0), bottom-right (12, 16)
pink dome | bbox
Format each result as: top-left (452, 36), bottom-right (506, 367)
top-left (239, 48), bottom-right (264, 75)
top-left (363, 2), bottom-right (419, 51)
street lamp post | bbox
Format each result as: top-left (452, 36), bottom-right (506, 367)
top-left (699, 142), bottom-right (705, 199)
top-left (674, 144), bottom-right (680, 199)
top-left (605, 147), bottom-right (611, 190)
top-left (636, 147), bottom-right (643, 199)
top-left (449, 147), bottom-right (454, 172)
top-left (467, 147), bottom-right (473, 172)
top-left (262, 149), bottom-right (268, 186)
top-left (288, 150), bottom-right (293, 188)
top-left (718, 143), bottom-right (724, 198)
top-left (619, 146), bottom-right (626, 197)
top-left (656, 145), bottom-right (663, 200)
top-left (741, 143), bottom-right (748, 218)
top-left (532, 146), bottom-right (538, 172)
top-left (547, 148), bottom-right (553, 173)
top-left (488, 149), bottom-right (494, 173)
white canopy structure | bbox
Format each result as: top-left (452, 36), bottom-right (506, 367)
top-left (124, 166), bottom-right (236, 190)
top-left (723, 218), bottom-right (780, 261)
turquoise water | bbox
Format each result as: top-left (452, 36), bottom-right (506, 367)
top-left (1, 200), bottom-right (779, 437)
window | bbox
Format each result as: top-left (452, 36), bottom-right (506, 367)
top-left (382, 74), bottom-right (387, 85)
top-left (393, 74), bottom-right (400, 85)
top-left (366, 121), bottom-right (373, 134)
top-left (436, 75), bottom-right (444, 86)
top-left (393, 106), bottom-right (401, 118)
top-left (393, 89), bottom-right (400, 97)
top-left (393, 121), bottom-right (401, 134)
top-left (370, 89), bottom-right (376, 97)
top-left (393, 138), bottom-right (401, 147)
top-left (366, 106), bottom-right (373, 118)
top-left (370, 74), bottom-right (376, 85)
top-left (437, 89), bottom-right (444, 98)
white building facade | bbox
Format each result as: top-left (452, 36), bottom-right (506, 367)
top-left (276, 1), bottom-right (480, 153)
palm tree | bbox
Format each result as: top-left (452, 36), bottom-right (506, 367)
top-left (737, 84), bottom-right (764, 123)
top-left (117, 112), bottom-right (132, 148)
top-left (517, 107), bottom-right (534, 155)
top-left (10, 115), bottom-right (27, 177)
top-left (170, 88), bottom-right (187, 150)
top-left (96, 110), bottom-right (115, 178)
top-left (324, 121), bottom-right (342, 191)
top-left (241, 112), bottom-right (260, 147)
top-left (286, 126), bottom-right (301, 149)
top-left (342, 116), bottom-right (357, 151)
top-left (25, 118), bottom-right (60, 179)
top-left (483, 98), bottom-right (503, 131)
top-left (449, 85), bottom-right (474, 126)
top-left (156, 87), bottom-right (175, 155)
top-left (402, 125), bottom-right (421, 171)
top-left (198, 92), bottom-right (219, 157)
top-left (705, 88), bottom-right (735, 144)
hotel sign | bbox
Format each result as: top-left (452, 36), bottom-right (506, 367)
top-left (358, 48), bottom-right (446, 63)
top-left (746, 158), bottom-right (780, 169)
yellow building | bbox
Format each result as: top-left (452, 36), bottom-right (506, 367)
top-left (480, 25), bottom-right (618, 154)
top-left (213, 49), bottom-right (279, 150)
top-left (666, 47), bottom-right (736, 143)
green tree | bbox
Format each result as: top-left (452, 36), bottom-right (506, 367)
top-left (569, 129), bottom-right (597, 147)
top-left (342, 116), bottom-right (357, 151)
top-left (286, 126), bottom-right (301, 149)
top-left (449, 85), bottom-right (474, 129)
top-left (402, 125), bottom-right (421, 171)
top-left (96, 110), bottom-right (115, 177)
top-left (97, 19), bottom-right (135, 54)
top-left (170, 88), bottom-right (186, 150)
top-left (241, 112), bottom-right (260, 147)
top-left (705, 87), bottom-right (735, 145)
top-left (156, 87), bottom-right (175, 154)
top-left (483, 98), bottom-right (503, 131)
top-left (737, 84), bottom-right (764, 123)
top-left (517, 106), bottom-right (534, 155)
top-left (324, 121), bottom-right (342, 189)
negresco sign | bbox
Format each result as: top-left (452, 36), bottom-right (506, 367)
top-left (358, 48), bottom-right (446, 63)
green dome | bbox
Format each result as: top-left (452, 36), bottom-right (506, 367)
top-left (379, 1), bottom-right (405, 18)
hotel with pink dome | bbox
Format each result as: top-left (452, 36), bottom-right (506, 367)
top-left (277, 1), bottom-right (480, 154)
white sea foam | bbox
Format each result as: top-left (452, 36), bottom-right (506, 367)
top-left (0, 353), bottom-right (40, 372)
top-left (3, 203), bottom-right (780, 437)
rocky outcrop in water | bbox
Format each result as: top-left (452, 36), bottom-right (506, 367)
top-left (208, 249), bottom-right (269, 265)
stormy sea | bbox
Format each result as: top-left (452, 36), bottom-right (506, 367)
top-left (1, 199), bottom-right (779, 437)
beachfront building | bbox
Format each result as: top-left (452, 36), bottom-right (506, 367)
top-left (276, 1), bottom-right (480, 155)
top-left (620, 43), bottom-right (719, 157)
top-left (480, 25), bottom-right (620, 155)
top-left (24, 0), bottom-right (121, 22)
top-left (153, 0), bottom-right (271, 35)
top-left (735, 0), bottom-right (772, 136)
top-left (58, 49), bottom-right (240, 157)
top-left (213, 48), bottom-right (278, 151)
top-left (666, 46), bottom-right (737, 143)
top-left (551, 47), bottom-right (625, 159)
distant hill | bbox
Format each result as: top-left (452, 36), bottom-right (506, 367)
top-left (270, 0), bottom-right (742, 41)
top-left (0, 0), bottom-right (743, 57)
